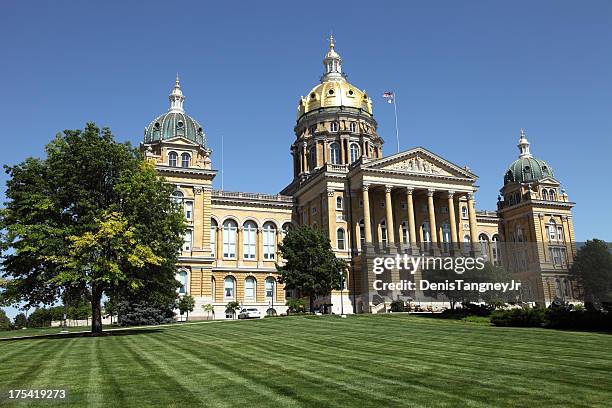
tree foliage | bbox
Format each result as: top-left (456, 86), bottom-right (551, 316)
top-left (178, 295), bottom-right (195, 321)
top-left (0, 308), bottom-right (11, 331)
top-left (0, 123), bottom-right (185, 334)
top-left (276, 225), bottom-right (346, 311)
top-left (13, 312), bottom-right (27, 329)
top-left (570, 239), bottom-right (612, 310)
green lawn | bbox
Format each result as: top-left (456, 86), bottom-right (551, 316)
top-left (0, 315), bottom-right (610, 408)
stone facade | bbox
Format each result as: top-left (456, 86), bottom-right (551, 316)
top-left (141, 39), bottom-right (579, 318)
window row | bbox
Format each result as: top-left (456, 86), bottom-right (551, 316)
top-left (541, 188), bottom-right (557, 201)
top-left (168, 151), bottom-right (191, 168)
top-left (210, 219), bottom-right (292, 259)
top-left (220, 276), bottom-right (276, 301)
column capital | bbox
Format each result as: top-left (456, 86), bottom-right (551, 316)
top-left (362, 183), bottom-right (370, 192)
top-left (427, 189), bottom-right (436, 197)
top-left (446, 190), bottom-right (455, 198)
top-left (467, 192), bottom-right (475, 200)
top-left (385, 185), bottom-right (394, 193)
top-left (327, 188), bottom-right (335, 197)
top-left (406, 186), bottom-right (414, 195)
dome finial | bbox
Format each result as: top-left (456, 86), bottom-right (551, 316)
top-left (321, 33), bottom-right (345, 83)
top-left (518, 128), bottom-right (532, 158)
top-left (169, 74), bottom-right (185, 113)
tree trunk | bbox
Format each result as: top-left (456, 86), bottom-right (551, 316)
top-left (309, 294), bottom-right (315, 313)
top-left (91, 285), bottom-right (103, 335)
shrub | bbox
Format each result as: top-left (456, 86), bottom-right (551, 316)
top-left (544, 306), bottom-right (611, 331)
top-left (462, 303), bottom-right (495, 317)
top-left (116, 300), bottom-right (175, 326)
top-left (390, 300), bottom-right (405, 312)
top-left (286, 298), bottom-right (306, 314)
top-left (490, 308), bottom-right (545, 327)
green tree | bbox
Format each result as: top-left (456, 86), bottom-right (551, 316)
top-left (202, 303), bottom-right (215, 320)
top-left (570, 239), bottom-right (612, 310)
top-left (0, 309), bottom-right (11, 331)
top-left (225, 301), bottom-right (240, 319)
top-left (285, 298), bottom-right (305, 314)
top-left (276, 225), bottom-right (346, 311)
top-left (103, 297), bottom-right (119, 325)
top-left (178, 295), bottom-right (196, 321)
top-left (0, 123), bottom-right (185, 334)
top-left (13, 312), bottom-right (27, 329)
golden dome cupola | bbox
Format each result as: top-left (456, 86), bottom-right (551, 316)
top-left (297, 36), bottom-right (373, 120)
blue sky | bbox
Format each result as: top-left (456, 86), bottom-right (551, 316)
top-left (0, 1), bottom-right (610, 317)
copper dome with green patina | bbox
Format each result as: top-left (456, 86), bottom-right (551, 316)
top-left (503, 129), bottom-right (553, 185)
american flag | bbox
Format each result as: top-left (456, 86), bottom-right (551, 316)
top-left (383, 91), bottom-right (394, 103)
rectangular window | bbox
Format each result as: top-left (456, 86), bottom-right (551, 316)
top-left (210, 226), bottom-right (216, 257)
top-left (243, 227), bottom-right (256, 259)
top-left (185, 201), bottom-right (193, 221)
top-left (183, 230), bottom-right (192, 252)
top-left (223, 228), bottom-right (236, 258)
top-left (264, 229), bottom-right (276, 260)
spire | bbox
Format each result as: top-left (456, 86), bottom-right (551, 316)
top-left (169, 74), bottom-right (185, 113)
top-left (321, 33), bottom-right (345, 82)
top-left (517, 128), bottom-right (532, 158)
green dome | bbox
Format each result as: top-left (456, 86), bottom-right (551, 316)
top-left (144, 111), bottom-right (207, 147)
top-left (143, 76), bottom-right (208, 148)
top-left (504, 156), bottom-right (553, 185)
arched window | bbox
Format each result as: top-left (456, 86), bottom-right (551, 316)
top-left (479, 234), bottom-right (490, 258)
top-left (181, 153), bottom-right (190, 168)
top-left (263, 222), bottom-right (276, 260)
top-left (330, 143), bottom-right (340, 164)
top-left (177, 270), bottom-right (188, 294)
top-left (349, 122), bottom-right (357, 133)
top-left (330, 122), bottom-right (338, 132)
top-left (222, 219), bottom-right (238, 258)
top-left (336, 196), bottom-right (343, 209)
top-left (380, 220), bottom-right (388, 245)
top-left (243, 221), bottom-right (257, 260)
top-left (210, 219), bottom-right (217, 257)
top-left (492, 234), bottom-right (500, 265)
top-left (282, 222), bottom-right (292, 239)
top-left (542, 189), bottom-right (549, 201)
top-left (461, 206), bottom-right (468, 219)
top-left (550, 189), bottom-right (556, 201)
top-left (224, 276), bottom-right (235, 299)
top-left (265, 277), bottom-right (275, 300)
top-left (516, 226), bottom-right (524, 242)
top-left (422, 222), bottom-right (431, 242)
top-left (168, 151), bottom-right (178, 167)
top-left (244, 277), bottom-right (256, 300)
top-left (337, 228), bottom-right (345, 250)
top-left (350, 143), bottom-right (360, 163)
top-left (442, 224), bottom-right (451, 252)
top-left (211, 277), bottom-right (216, 302)
top-left (172, 190), bottom-right (184, 205)
top-left (359, 219), bottom-right (365, 247)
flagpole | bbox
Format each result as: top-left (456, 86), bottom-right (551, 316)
top-left (393, 94), bottom-right (400, 153)
top-left (221, 134), bottom-right (224, 191)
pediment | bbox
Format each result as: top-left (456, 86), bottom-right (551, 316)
top-left (162, 136), bottom-right (201, 147)
top-left (533, 176), bottom-right (560, 186)
top-left (362, 147), bottom-right (476, 179)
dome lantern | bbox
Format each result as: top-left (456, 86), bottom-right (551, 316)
top-left (321, 34), bottom-right (345, 83)
top-left (503, 129), bottom-right (553, 185)
top-left (144, 77), bottom-right (209, 149)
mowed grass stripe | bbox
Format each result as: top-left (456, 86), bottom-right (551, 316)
top-left (168, 329), bottom-right (417, 408)
top-left (186, 320), bottom-right (575, 407)
top-left (0, 315), bottom-right (610, 408)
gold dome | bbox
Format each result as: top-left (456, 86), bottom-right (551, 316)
top-left (298, 81), bottom-right (373, 119)
top-left (297, 35), bottom-right (373, 119)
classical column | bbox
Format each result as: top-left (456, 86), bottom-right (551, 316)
top-left (362, 184), bottom-right (372, 244)
top-left (447, 191), bottom-right (458, 247)
top-left (301, 141), bottom-right (307, 173)
top-left (384, 185), bottom-right (395, 245)
top-left (340, 138), bottom-right (346, 164)
top-left (406, 188), bottom-right (417, 247)
top-left (427, 189), bottom-right (438, 245)
top-left (467, 193), bottom-right (479, 250)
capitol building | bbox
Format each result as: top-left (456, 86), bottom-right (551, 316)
top-left (141, 37), bottom-right (578, 318)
